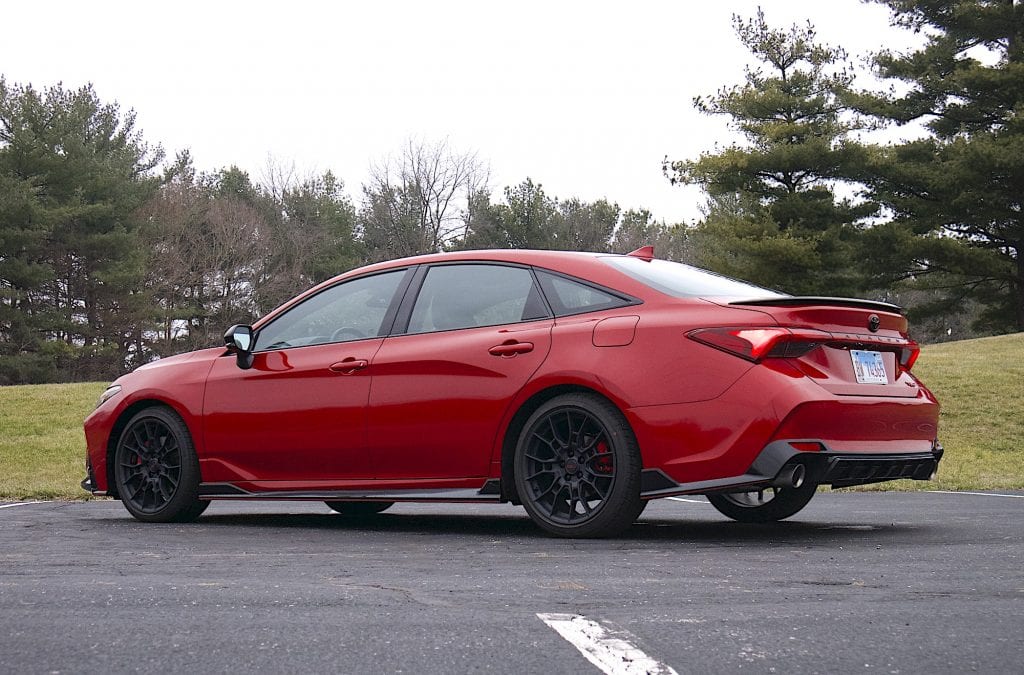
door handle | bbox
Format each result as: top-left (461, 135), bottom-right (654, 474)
top-left (488, 341), bottom-right (534, 357)
top-left (329, 358), bottom-right (369, 374)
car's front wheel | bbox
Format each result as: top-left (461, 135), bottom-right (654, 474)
top-left (514, 393), bottom-right (644, 538)
top-left (706, 483), bottom-right (816, 523)
top-left (114, 407), bottom-right (208, 523)
top-left (325, 501), bottom-right (394, 516)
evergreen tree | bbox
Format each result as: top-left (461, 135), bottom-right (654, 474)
top-left (611, 209), bottom-right (693, 263)
top-left (0, 79), bottom-right (162, 382)
top-left (853, 0), bottom-right (1024, 332)
top-left (664, 11), bottom-right (874, 296)
top-left (282, 171), bottom-right (359, 284)
top-left (555, 198), bottom-right (618, 252)
top-left (252, 170), bottom-right (360, 314)
top-left (463, 178), bottom-right (560, 249)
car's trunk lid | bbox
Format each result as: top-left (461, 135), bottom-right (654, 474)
top-left (722, 296), bottom-right (921, 398)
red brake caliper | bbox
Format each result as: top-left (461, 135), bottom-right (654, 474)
top-left (594, 440), bottom-right (613, 474)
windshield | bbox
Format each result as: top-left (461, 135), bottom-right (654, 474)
top-left (602, 256), bottom-right (786, 299)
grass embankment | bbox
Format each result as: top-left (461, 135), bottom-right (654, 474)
top-left (1, 333), bottom-right (1022, 500)
top-left (0, 381), bottom-right (105, 499)
top-left (873, 331), bottom-right (1024, 492)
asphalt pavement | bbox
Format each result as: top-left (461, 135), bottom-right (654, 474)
top-left (1, 491), bottom-right (1022, 674)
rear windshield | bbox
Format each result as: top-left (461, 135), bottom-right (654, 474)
top-left (602, 256), bottom-right (786, 299)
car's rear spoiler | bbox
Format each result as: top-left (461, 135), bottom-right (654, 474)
top-left (728, 296), bottom-right (905, 315)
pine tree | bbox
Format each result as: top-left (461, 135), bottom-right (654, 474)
top-left (0, 79), bottom-right (162, 382)
top-left (463, 179), bottom-right (560, 250)
top-left (664, 11), bottom-right (874, 296)
top-left (853, 0), bottom-right (1024, 332)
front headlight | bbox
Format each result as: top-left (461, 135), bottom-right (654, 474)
top-left (97, 384), bottom-right (122, 409)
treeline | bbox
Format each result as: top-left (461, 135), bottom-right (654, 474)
top-left (1, 0), bottom-right (1021, 384)
top-left (0, 96), bottom-right (687, 384)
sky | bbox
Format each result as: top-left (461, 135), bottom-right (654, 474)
top-left (1, 0), bottom-right (922, 225)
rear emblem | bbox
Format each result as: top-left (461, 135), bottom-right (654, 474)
top-left (868, 314), bottom-right (880, 332)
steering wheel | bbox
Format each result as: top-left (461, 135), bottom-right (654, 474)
top-left (330, 326), bottom-right (367, 342)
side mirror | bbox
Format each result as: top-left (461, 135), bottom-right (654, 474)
top-left (223, 324), bottom-right (255, 370)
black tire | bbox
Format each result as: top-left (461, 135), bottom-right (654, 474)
top-left (706, 483), bottom-right (816, 523)
top-left (514, 393), bottom-right (644, 538)
top-left (113, 406), bottom-right (208, 523)
top-left (325, 501), bottom-right (394, 516)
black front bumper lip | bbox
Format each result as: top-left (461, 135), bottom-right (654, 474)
top-left (80, 471), bottom-right (107, 497)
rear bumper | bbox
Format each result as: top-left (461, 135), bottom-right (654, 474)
top-left (627, 357), bottom-right (940, 485)
top-left (818, 446), bottom-right (941, 488)
top-left (640, 439), bottom-right (943, 499)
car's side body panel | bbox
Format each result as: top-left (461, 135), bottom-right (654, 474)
top-left (366, 319), bottom-right (554, 480)
top-left (201, 338), bottom-right (385, 482)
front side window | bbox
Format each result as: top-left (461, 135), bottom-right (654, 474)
top-left (255, 270), bottom-right (406, 351)
top-left (407, 264), bottom-right (549, 333)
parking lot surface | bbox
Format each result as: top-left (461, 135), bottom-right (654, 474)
top-left (1, 492), bottom-right (1022, 674)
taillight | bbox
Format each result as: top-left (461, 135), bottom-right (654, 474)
top-left (687, 327), bottom-right (831, 362)
top-left (899, 343), bottom-right (920, 372)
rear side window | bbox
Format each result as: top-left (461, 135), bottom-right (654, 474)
top-left (407, 264), bottom-right (549, 333)
top-left (602, 256), bottom-right (785, 299)
top-left (536, 270), bottom-right (631, 317)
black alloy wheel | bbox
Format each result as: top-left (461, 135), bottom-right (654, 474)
top-left (324, 501), bottom-right (394, 516)
top-left (706, 481), bottom-right (817, 523)
top-left (514, 393), bottom-right (643, 538)
top-left (114, 407), bottom-right (208, 523)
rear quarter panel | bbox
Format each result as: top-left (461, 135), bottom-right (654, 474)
top-left (486, 300), bottom-right (779, 474)
top-left (542, 300), bottom-right (774, 408)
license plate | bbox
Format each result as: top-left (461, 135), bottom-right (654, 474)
top-left (850, 350), bottom-right (887, 384)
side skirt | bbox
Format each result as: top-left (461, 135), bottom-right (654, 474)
top-left (197, 479), bottom-right (503, 503)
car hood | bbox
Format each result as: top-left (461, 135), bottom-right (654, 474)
top-left (108, 347), bottom-right (221, 390)
top-left (132, 347), bottom-right (223, 373)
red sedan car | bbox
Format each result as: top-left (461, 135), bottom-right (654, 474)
top-left (83, 247), bottom-right (941, 537)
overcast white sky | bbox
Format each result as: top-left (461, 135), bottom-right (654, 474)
top-left (2, 0), bottom-right (921, 224)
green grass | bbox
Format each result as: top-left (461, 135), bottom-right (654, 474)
top-left (862, 331), bottom-right (1024, 492)
top-left (0, 381), bottom-right (106, 499)
top-left (1, 333), bottom-right (1022, 499)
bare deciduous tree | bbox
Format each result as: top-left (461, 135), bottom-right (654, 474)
top-left (360, 138), bottom-right (487, 261)
top-left (140, 178), bottom-right (272, 355)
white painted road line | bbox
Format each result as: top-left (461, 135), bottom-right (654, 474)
top-left (537, 613), bottom-right (678, 675)
top-left (667, 497), bottom-right (706, 504)
top-left (0, 501), bottom-right (46, 509)
top-left (929, 491), bottom-right (1024, 499)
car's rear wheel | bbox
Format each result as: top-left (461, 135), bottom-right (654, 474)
top-left (514, 393), bottom-right (643, 538)
top-left (706, 483), bottom-right (816, 523)
top-left (325, 501), bottom-right (394, 516)
top-left (114, 407), bottom-right (208, 523)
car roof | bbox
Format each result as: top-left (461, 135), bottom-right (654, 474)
top-left (331, 249), bottom-right (636, 288)
top-left (357, 248), bottom-right (605, 270)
